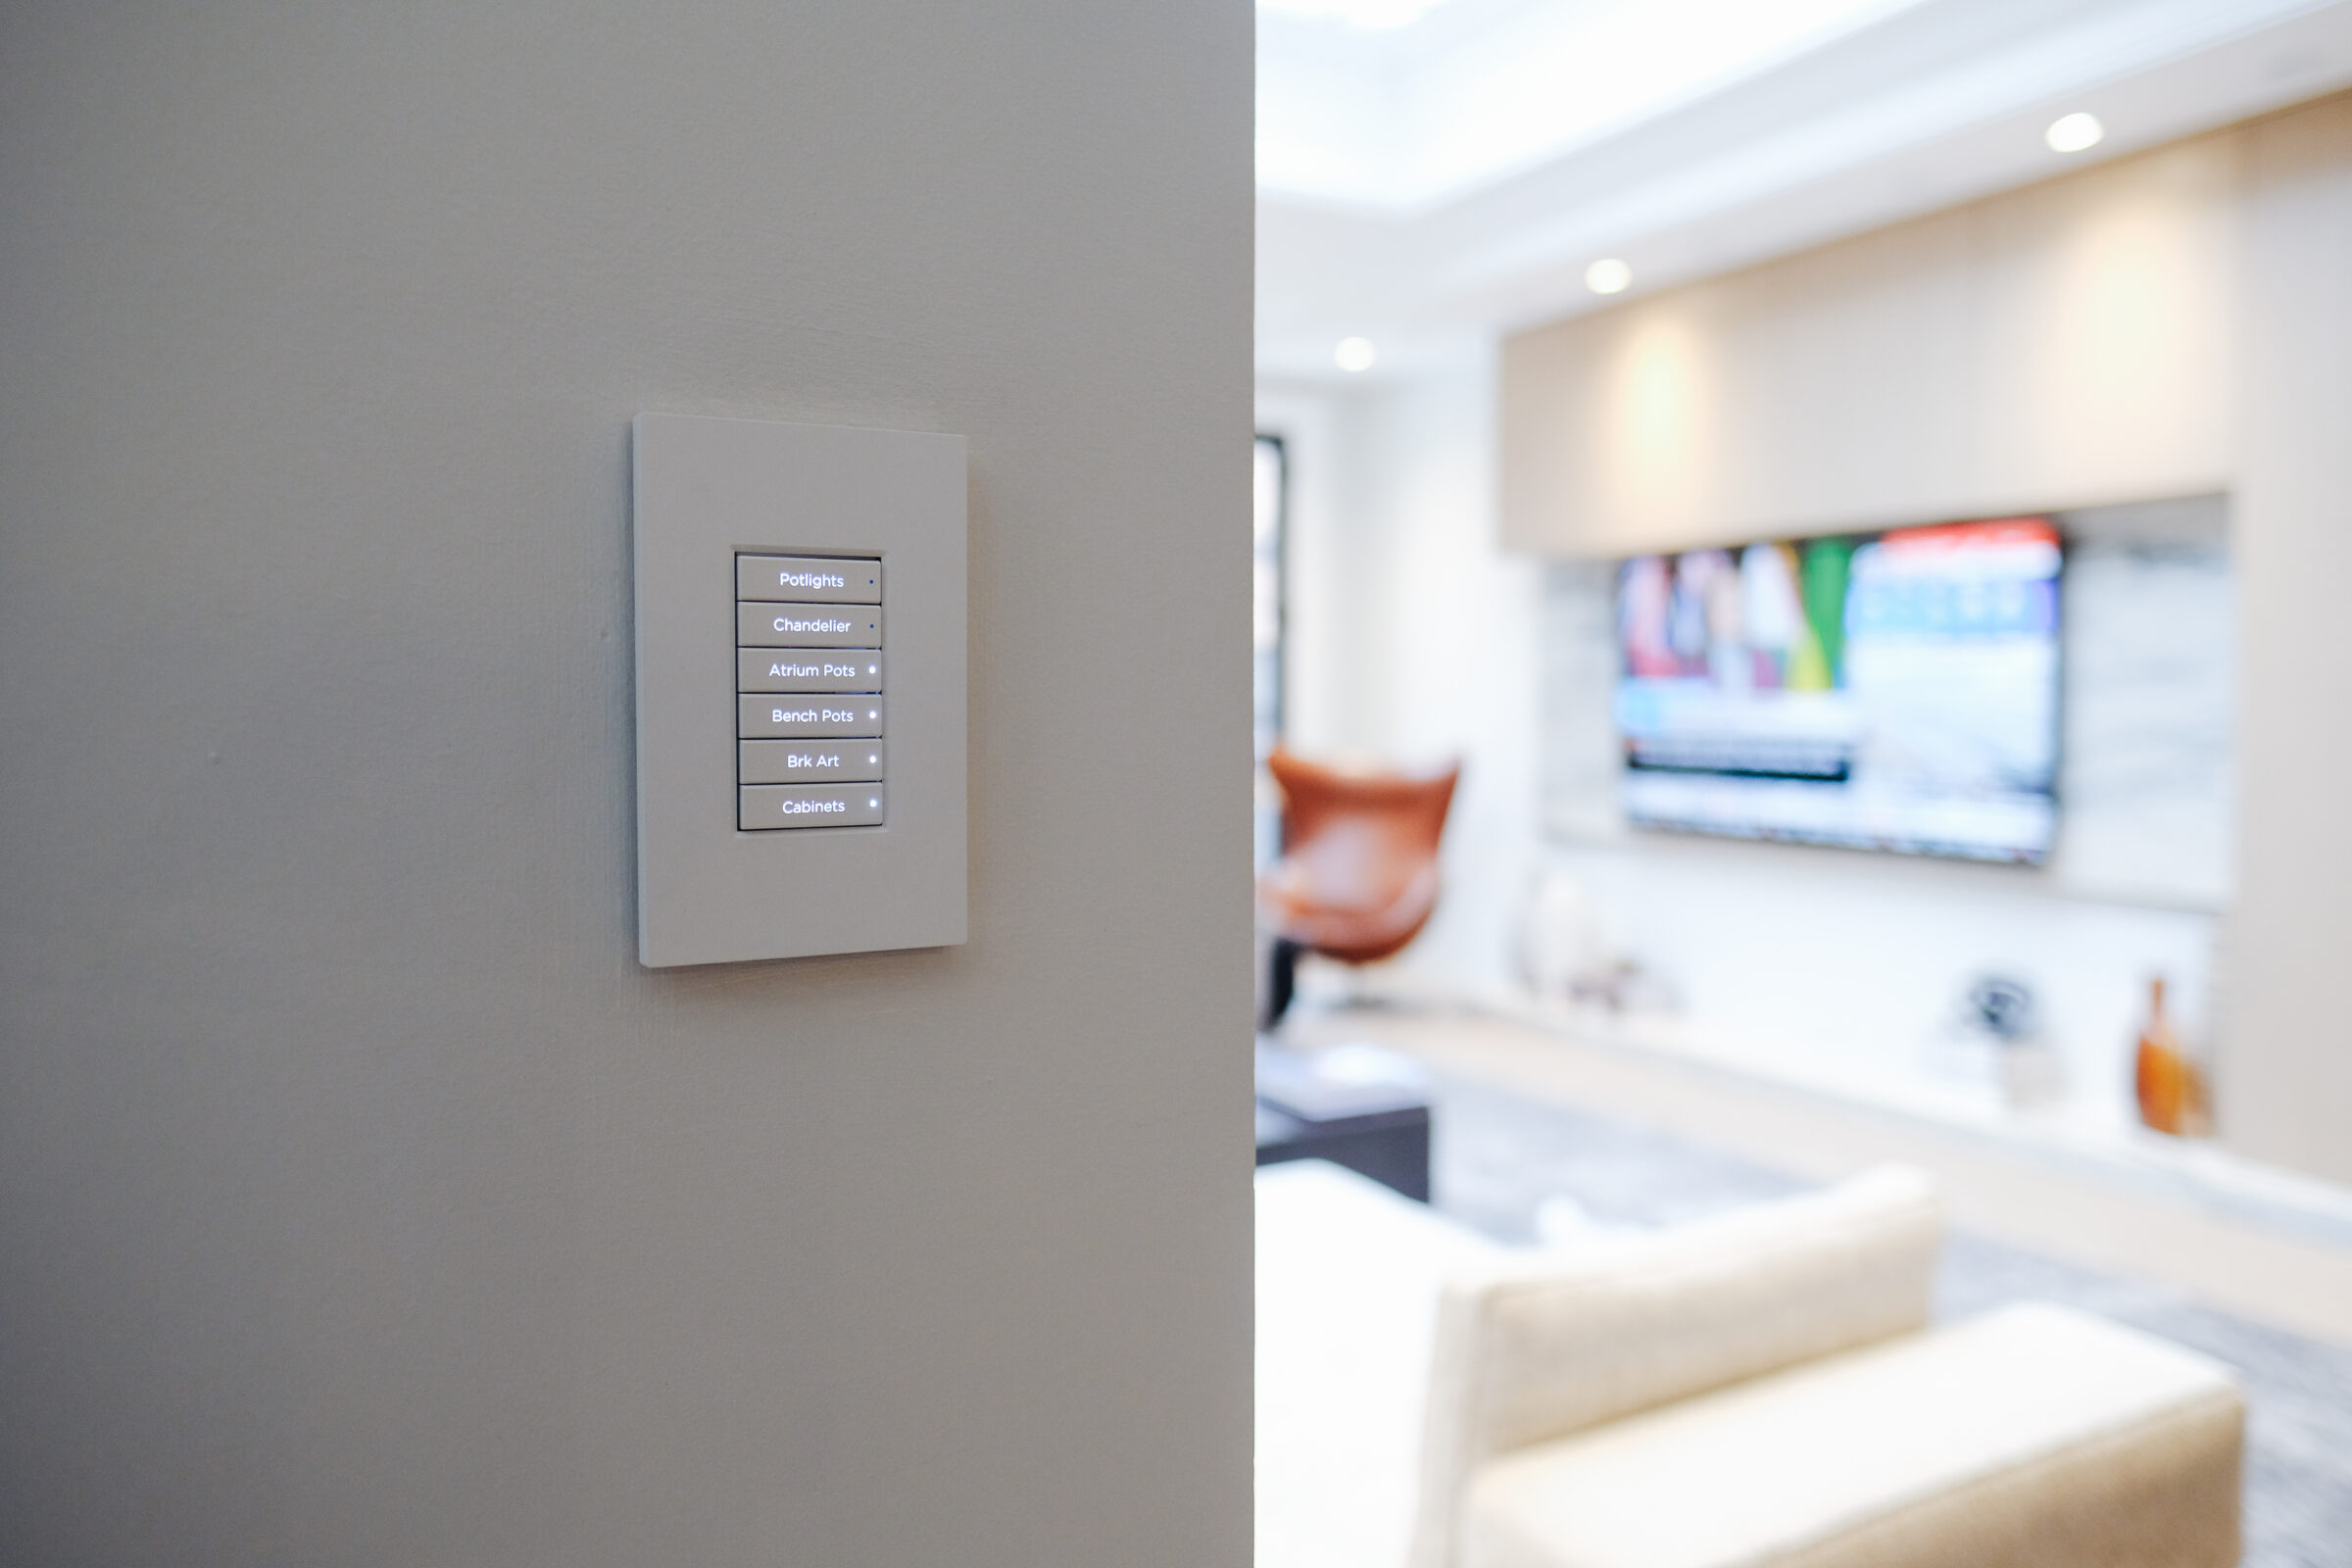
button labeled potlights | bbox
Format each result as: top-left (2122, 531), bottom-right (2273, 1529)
top-left (738, 601), bottom-right (883, 648)
top-left (736, 555), bottom-right (883, 604)
top-left (739, 740), bottom-right (887, 784)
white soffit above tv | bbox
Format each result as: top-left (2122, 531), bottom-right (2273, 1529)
top-left (1257, 0), bottom-right (2352, 377)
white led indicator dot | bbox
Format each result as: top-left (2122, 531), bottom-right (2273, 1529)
top-left (868, 798), bottom-right (879, 808)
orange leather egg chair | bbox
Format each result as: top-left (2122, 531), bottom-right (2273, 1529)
top-left (1258, 749), bottom-right (1460, 1023)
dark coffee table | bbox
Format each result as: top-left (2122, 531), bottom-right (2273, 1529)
top-left (1253, 1041), bottom-right (1432, 1202)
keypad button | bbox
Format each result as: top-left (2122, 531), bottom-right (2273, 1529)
top-left (737, 648), bottom-right (883, 693)
top-left (736, 555), bottom-right (882, 604)
top-left (738, 601), bottom-right (882, 648)
top-left (738, 694), bottom-right (885, 739)
top-left (741, 783), bottom-right (886, 830)
top-left (740, 740), bottom-right (886, 784)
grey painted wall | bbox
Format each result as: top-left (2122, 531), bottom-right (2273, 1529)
top-left (0, 5), bottom-right (1252, 1564)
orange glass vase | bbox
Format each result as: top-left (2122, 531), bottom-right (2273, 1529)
top-left (2133, 977), bottom-right (2211, 1137)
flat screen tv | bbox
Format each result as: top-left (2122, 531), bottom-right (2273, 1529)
top-left (1614, 516), bottom-right (2061, 863)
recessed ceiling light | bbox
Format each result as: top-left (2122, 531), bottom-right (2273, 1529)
top-left (2046, 112), bottom-right (2103, 153)
top-left (1586, 259), bottom-right (1633, 296)
top-left (1334, 336), bottom-right (1377, 372)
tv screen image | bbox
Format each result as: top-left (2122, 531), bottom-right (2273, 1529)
top-left (1614, 517), bottom-right (2062, 863)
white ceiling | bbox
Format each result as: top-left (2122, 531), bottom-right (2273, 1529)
top-left (1257, 0), bottom-right (2352, 379)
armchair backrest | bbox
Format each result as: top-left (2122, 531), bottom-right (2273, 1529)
top-left (1260, 750), bottom-right (1461, 962)
top-left (1269, 748), bottom-right (1460, 864)
top-left (1407, 1164), bottom-right (1943, 1568)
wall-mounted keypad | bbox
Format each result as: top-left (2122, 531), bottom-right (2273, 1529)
top-left (634, 415), bottom-right (962, 964)
top-left (737, 554), bottom-right (883, 829)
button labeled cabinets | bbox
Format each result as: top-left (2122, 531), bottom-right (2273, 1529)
top-left (741, 784), bottom-right (887, 828)
top-left (738, 554), bottom-right (884, 829)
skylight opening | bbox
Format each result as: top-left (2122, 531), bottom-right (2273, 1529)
top-left (1258, 0), bottom-right (1453, 31)
top-left (1258, 0), bottom-right (1933, 209)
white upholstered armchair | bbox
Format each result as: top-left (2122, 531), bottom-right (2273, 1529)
top-left (1257, 1161), bottom-right (2244, 1568)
